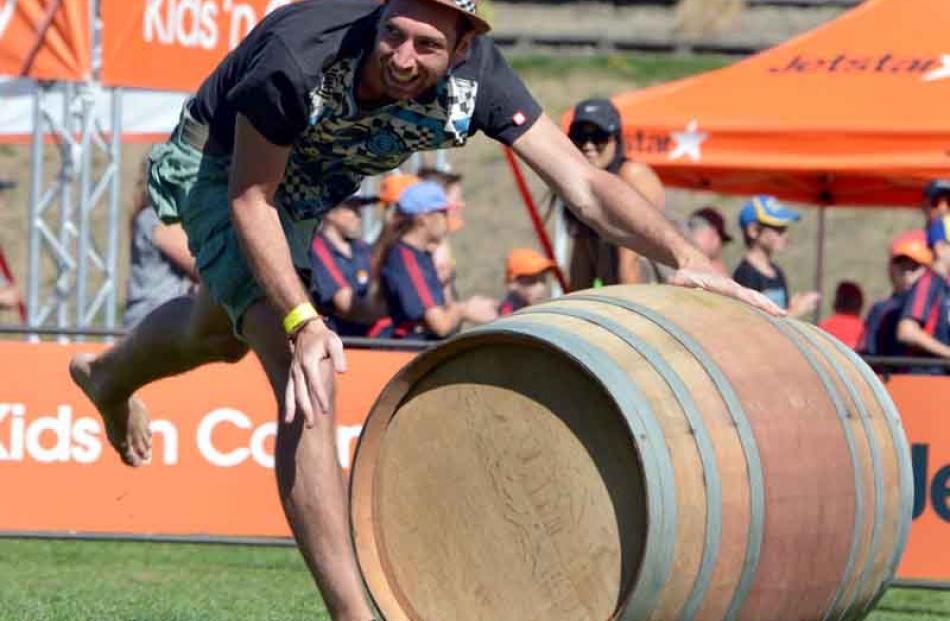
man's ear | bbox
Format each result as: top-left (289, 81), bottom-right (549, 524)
top-left (452, 31), bottom-right (474, 64)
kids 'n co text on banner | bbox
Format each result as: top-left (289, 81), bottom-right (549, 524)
top-left (100, 0), bottom-right (298, 91)
top-left (0, 340), bottom-right (413, 538)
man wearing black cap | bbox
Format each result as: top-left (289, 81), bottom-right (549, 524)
top-left (68, 0), bottom-right (783, 617)
top-left (687, 206), bottom-right (732, 276)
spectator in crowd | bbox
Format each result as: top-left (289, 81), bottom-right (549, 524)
top-left (498, 248), bottom-right (555, 316)
top-left (375, 182), bottom-right (497, 340)
top-left (861, 230), bottom-right (931, 357)
top-left (733, 195), bottom-right (819, 318)
top-left (686, 206), bottom-right (732, 276)
top-left (896, 208), bottom-right (950, 372)
top-left (818, 281), bottom-right (864, 349)
top-left (0, 180), bottom-right (22, 316)
top-left (417, 167), bottom-right (465, 302)
top-left (124, 160), bottom-right (198, 329)
top-left (565, 98), bottom-right (666, 289)
top-left (310, 193), bottom-right (385, 337)
top-left (923, 179), bottom-right (950, 227)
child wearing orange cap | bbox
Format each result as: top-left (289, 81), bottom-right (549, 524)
top-left (861, 230), bottom-right (932, 357)
top-left (895, 217), bottom-right (950, 372)
top-left (498, 248), bottom-right (556, 316)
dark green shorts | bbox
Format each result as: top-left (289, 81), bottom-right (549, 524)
top-left (146, 106), bottom-right (317, 333)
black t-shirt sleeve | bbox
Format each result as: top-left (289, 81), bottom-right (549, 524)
top-left (225, 34), bottom-right (310, 146)
top-left (469, 41), bottom-right (542, 145)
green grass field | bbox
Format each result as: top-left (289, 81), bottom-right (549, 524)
top-left (1, 539), bottom-right (947, 621)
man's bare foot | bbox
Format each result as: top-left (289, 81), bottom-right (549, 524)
top-left (69, 353), bottom-right (152, 467)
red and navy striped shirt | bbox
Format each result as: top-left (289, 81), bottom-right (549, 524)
top-left (900, 268), bottom-right (950, 361)
top-left (377, 241), bottom-right (445, 340)
top-left (309, 233), bottom-right (373, 336)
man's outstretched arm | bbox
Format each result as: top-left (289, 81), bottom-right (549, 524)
top-left (511, 114), bottom-right (784, 316)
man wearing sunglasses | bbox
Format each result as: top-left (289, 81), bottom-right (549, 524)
top-left (733, 195), bottom-right (819, 318)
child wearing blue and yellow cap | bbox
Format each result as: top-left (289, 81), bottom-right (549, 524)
top-left (733, 195), bottom-right (819, 318)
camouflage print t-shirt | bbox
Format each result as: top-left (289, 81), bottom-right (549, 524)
top-left (191, 0), bottom-right (542, 222)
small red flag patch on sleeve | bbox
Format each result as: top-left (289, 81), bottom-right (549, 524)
top-left (512, 111), bottom-right (526, 126)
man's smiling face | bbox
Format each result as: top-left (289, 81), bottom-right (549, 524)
top-left (360, 0), bottom-right (472, 103)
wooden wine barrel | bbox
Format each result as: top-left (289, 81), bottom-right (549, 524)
top-left (350, 286), bottom-right (913, 621)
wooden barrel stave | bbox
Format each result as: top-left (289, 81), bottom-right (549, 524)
top-left (517, 306), bottom-right (718, 621)
top-left (564, 291), bottom-right (766, 621)
top-left (537, 297), bottom-right (752, 621)
top-left (790, 322), bottom-right (884, 621)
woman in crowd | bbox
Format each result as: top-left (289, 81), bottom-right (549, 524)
top-left (565, 98), bottom-right (667, 289)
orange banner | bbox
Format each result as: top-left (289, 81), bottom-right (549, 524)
top-left (0, 340), bottom-right (413, 538)
top-left (100, 0), bottom-right (299, 91)
top-left (887, 374), bottom-right (950, 584)
top-left (0, 0), bottom-right (91, 80)
top-left (0, 340), bottom-right (947, 584)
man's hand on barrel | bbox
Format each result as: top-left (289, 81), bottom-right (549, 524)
top-left (669, 260), bottom-right (786, 317)
top-left (284, 319), bottom-right (347, 427)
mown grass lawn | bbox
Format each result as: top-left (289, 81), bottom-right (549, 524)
top-left (0, 539), bottom-right (327, 621)
top-left (0, 538), bottom-right (946, 621)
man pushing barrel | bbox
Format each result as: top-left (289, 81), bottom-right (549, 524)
top-left (69, 0), bottom-right (781, 618)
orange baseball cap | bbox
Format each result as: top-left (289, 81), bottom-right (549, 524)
top-left (379, 174), bottom-right (420, 205)
top-left (890, 230), bottom-right (932, 266)
top-left (506, 248), bottom-right (555, 281)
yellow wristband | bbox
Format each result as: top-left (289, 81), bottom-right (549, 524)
top-left (283, 303), bottom-right (319, 336)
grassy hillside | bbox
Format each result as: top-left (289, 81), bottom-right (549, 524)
top-left (0, 52), bottom-right (921, 326)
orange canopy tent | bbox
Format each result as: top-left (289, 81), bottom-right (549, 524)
top-left (604, 0), bottom-right (950, 207)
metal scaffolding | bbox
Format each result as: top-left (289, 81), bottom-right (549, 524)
top-left (25, 2), bottom-right (122, 332)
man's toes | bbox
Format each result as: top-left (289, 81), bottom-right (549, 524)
top-left (121, 449), bottom-right (139, 467)
top-left (133, 437), bottom-right (151, 461)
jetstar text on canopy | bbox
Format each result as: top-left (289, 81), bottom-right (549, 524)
top-left (768, 52), bottom-right (944, 77)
